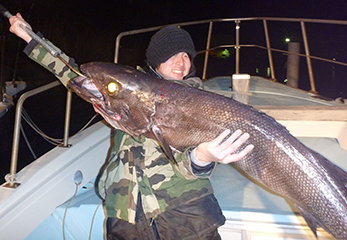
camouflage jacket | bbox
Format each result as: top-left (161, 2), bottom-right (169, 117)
top-left (24, 40), bottom-right (216, 224)
top-left (23, 35), bottom-right (79, 86)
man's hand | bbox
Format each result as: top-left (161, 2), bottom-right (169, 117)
top-left (9, 13), bottom-right (32, 43)
top-left (195, 129), bottom-right (254, 164)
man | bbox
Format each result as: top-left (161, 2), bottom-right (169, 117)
top-left (10, 14), bottom-right (253, 239)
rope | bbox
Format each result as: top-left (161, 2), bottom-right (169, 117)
top-left (62, 180), bottom-right (103, 240)
top-left (20, 123), bottom-right (37, 159)
top-left (62, 182), bottom-right (79, 240)
top-left (19, 105), bottom-right (99, 156)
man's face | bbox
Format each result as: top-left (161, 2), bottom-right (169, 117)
top-left (156, 52), bottom-right (191, 80)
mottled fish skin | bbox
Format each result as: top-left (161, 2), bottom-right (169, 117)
top-left (69, 62), bottom-right (347, 239)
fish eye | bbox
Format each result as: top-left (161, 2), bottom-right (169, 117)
top-left (106, 82), bottom-right (119, 96)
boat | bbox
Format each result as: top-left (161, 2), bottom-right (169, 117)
top-left (1, 17), bottom-right (347, 240)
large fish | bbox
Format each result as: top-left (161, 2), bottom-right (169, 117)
top-left (68, 62), bottom-right (347, 239)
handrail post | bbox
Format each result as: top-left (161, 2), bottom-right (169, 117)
top-left (263, 19), bottom-right (276, 81)
top-left (114, 34), bottom-right (122, 63)
top-left (235, 20), bottom-right (241, 74)
top-left (202, 21), bottom-right (213, 80)
top-left (62, 89), bottom-right (72, 147)
top-left (300, 21), bottom-right (317, 93)
top-left (3, 81), bottom-right (62, 188)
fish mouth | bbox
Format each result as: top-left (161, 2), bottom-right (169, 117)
top-left (80, 77), bottom-right (104, 100)
top-left (69, 75), bottom-right (104, 102)
top-left (69, 75), bottom-right (121, 122)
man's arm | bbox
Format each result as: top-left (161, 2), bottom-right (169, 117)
top-left (9, 13), bottom-right (79, 86)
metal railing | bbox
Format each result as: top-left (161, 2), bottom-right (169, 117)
top-left (114, 17), bottom-right (347, 95)
top-left (3, 81), bottom-right (72, 188)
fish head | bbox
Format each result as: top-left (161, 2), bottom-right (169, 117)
top-left (68, 62), bottom-right (156, 136)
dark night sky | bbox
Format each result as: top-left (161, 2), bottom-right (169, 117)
top-left (2, 0), bottom-right (347, 62)
top-left (3, 1), bottom-right (347, 40)
top-left (0, 0), bottom-right (347, 96)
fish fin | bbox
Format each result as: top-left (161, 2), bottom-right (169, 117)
top-left (152, 125), bottom-right (178, 165)
top-left (297, 205), bottom-right (335, 238)
top-left (296, 205), bottom-right (333, 238)
top-left (296, 206), bottom-right (319, 237)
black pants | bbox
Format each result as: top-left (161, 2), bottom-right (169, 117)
top-left (106, 194), bottom-right (225, 240)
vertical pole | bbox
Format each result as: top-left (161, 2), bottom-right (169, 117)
top-left (235, 20), bottom-right (240, 74)
top-left (232, 74), bottom-right (250, 104)
top-left (263, 20), bottom-right (275, 81)
top-left (114, 34), bottom-right (122, 63)
top-left (7, 94), bottom-right (23, 188)
top-left (202, 21), bottom-right (213, 80)
top-left (63, 89), bottom-right (72, 147)
top-left (286, 42), bottom-right (300, 88)
top-left (300, 21), bottom-right (316, 93)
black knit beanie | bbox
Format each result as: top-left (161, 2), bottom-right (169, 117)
top-left (146, 26), bottom-right (197, 68)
